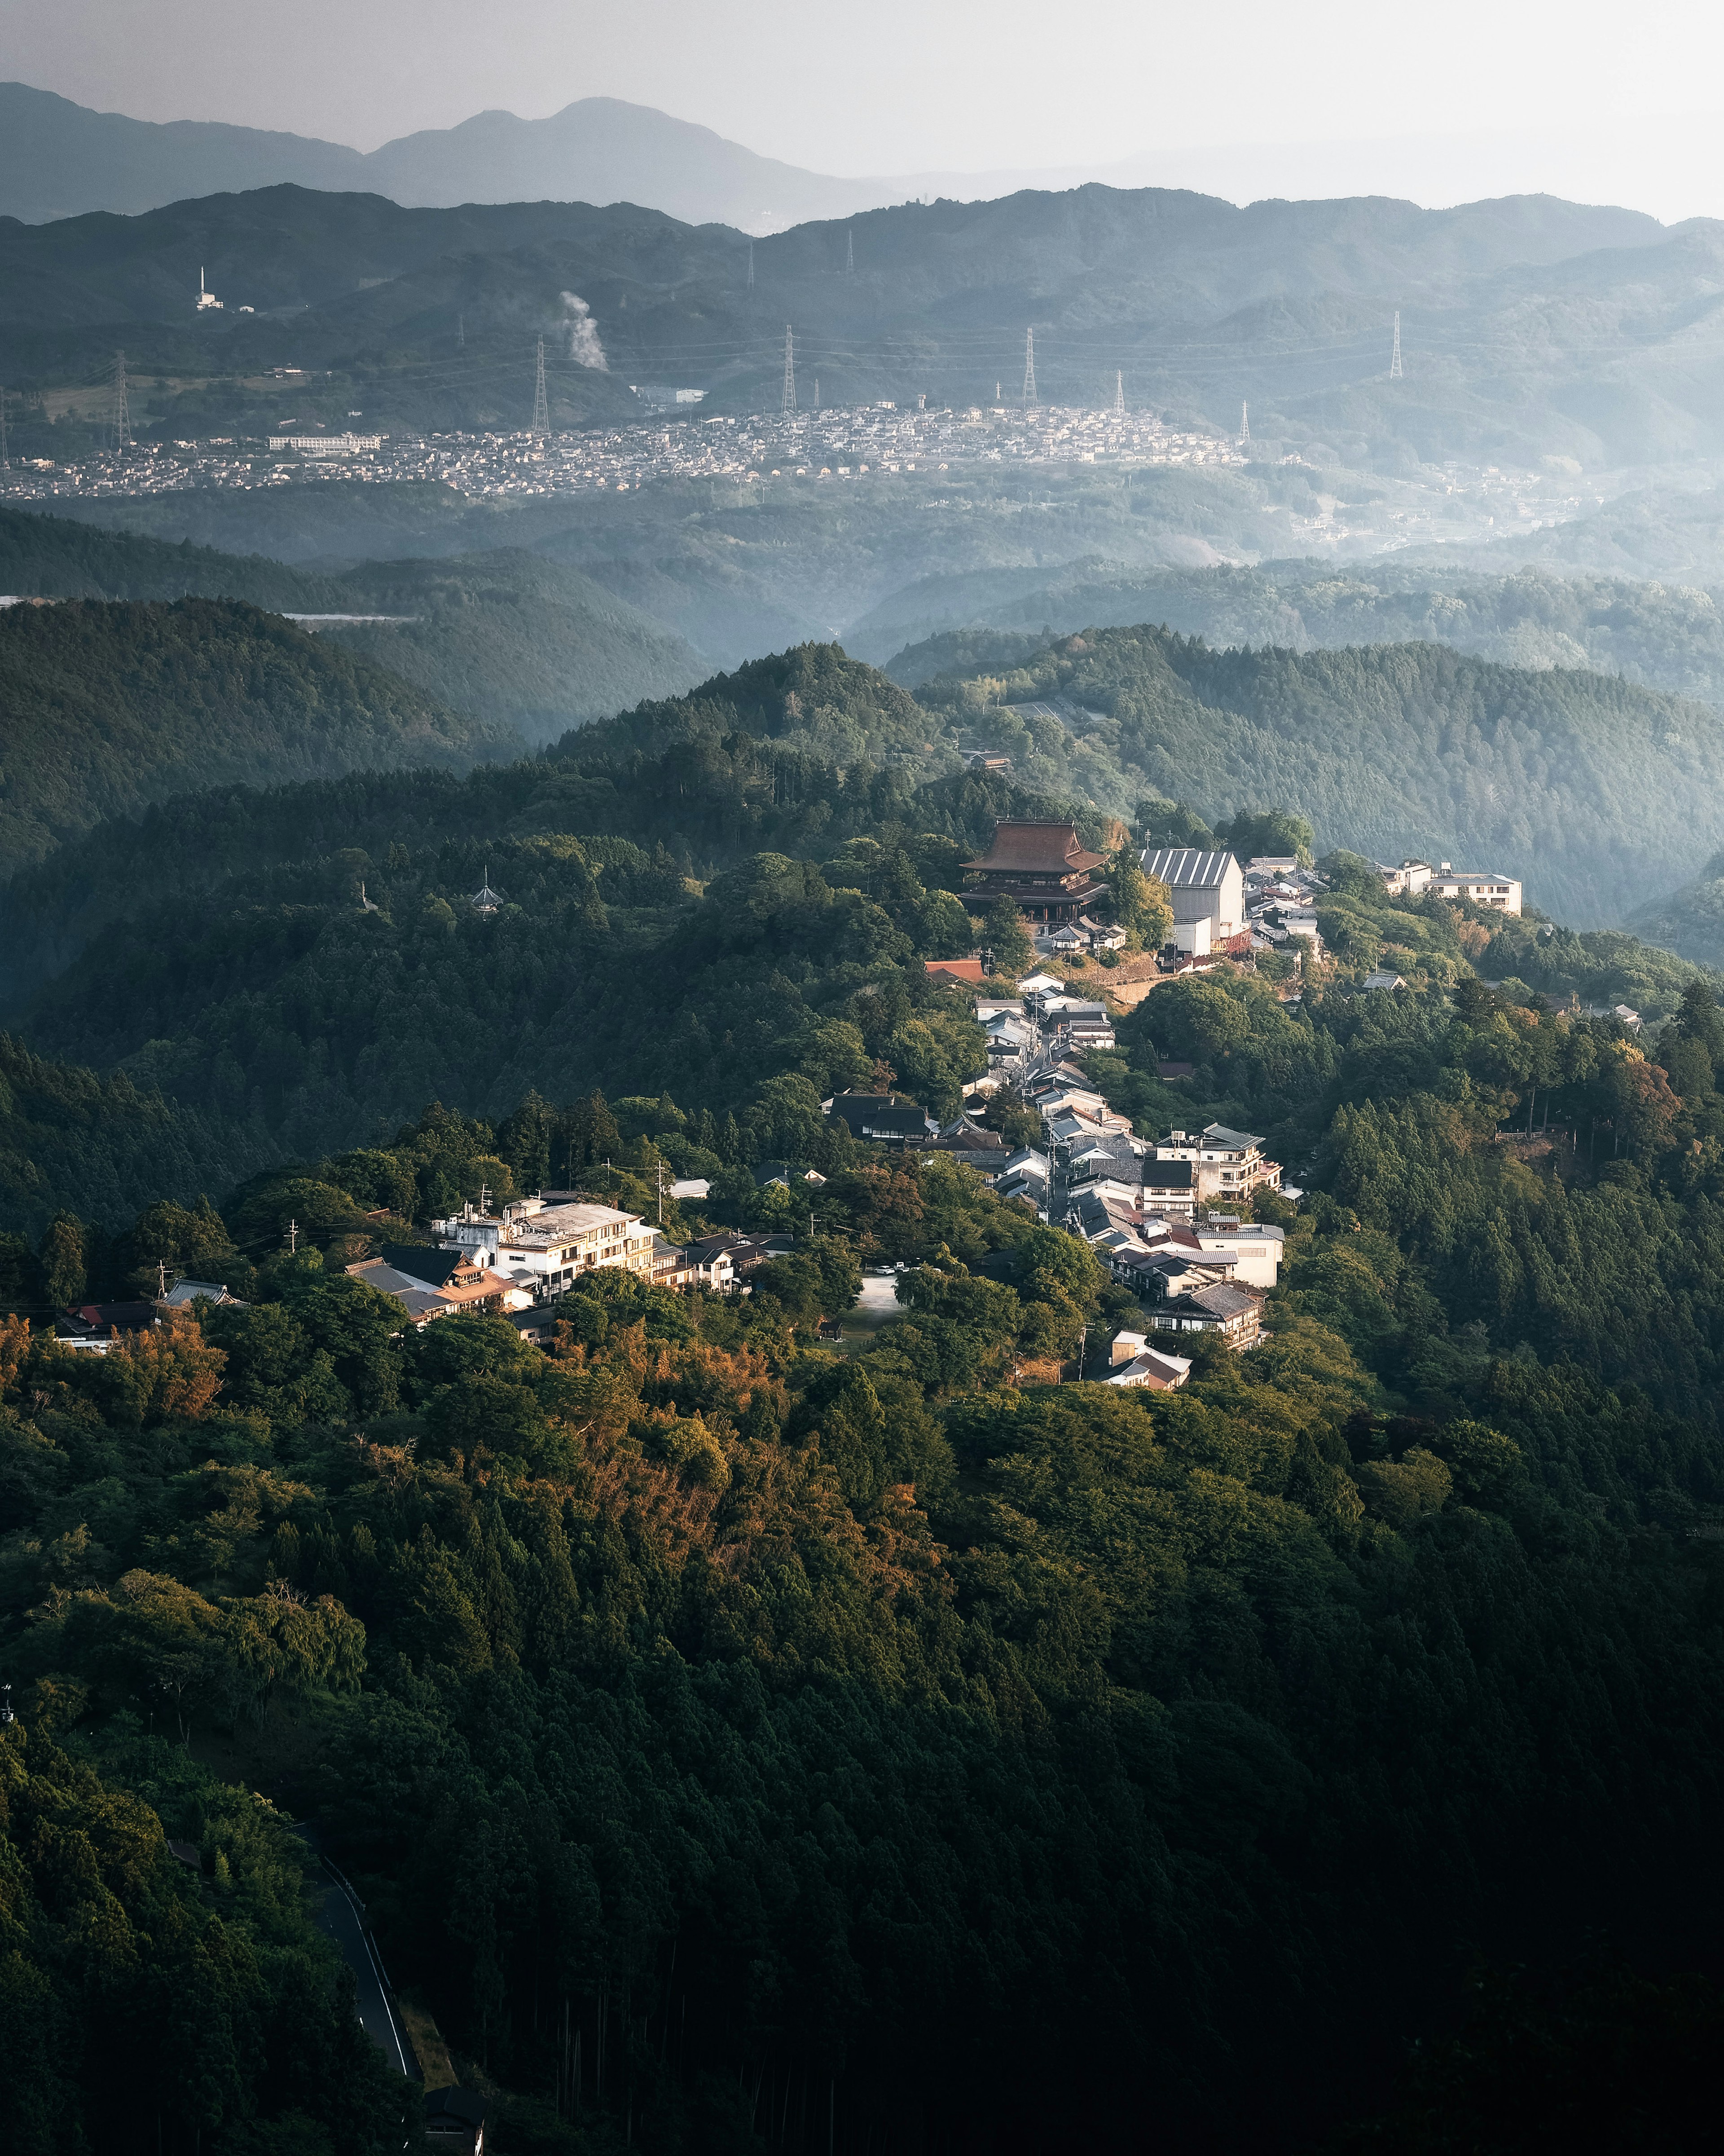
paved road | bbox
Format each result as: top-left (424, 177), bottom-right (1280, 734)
top-left (294, 1826), bottom-right (420, 2080)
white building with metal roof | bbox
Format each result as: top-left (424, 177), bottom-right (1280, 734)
top-left (1140, 848), bottom-right (1246, 954)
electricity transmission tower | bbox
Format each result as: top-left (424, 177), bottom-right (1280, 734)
top-left (1389, 311), bottom-right (1403, 380)
top-left (0, 384), bottom-right (9, 472)
top-left (747, 240), bottom-right (754, 289)
top-left (457, 313), bottom-right (465, 348)
top-left (532, 337), bottom-right (549, 435)
top-left (1114, 371), bottom-right (1125, 418)
top-left (111, 349), bottom-right (130, 454)
top-left (813, 377), bottom-right (820, 409)
top-left (1240, 400), bottom-right (1250, 445)
top-left (1022, 328), bottom-right (1036, 404)
top-left (846, 228), bottom-right (854, 275)
top-left (783, 325), bottom-right (796, 414)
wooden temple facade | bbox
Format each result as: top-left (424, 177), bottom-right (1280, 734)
top-left (963, 819), bottom-right (1109, 925)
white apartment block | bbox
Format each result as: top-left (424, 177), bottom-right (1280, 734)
top-left (1379, 860), bottom-right (1522, 915)
top-left (432, 1195), bottom-right (656, 1302)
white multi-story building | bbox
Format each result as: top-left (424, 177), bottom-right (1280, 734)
top-left (1378, 859), bottom-right (1522, 914)
top-left (1155, 1125), bottom-right (1283, 1204)
top-left (432, 1196), bottom-right (656, 1302)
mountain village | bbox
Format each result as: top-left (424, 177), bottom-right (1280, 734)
top-left (54, 816), bottom-right (1521, 1398)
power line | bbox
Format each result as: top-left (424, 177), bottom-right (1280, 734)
top-left (532, 336), bottom-right (549, 435)
top-left (111, 349), bottom-right (129, 455)
top-left (1390, 310), bottom-right (1403, 380)
top-left (1023, 327), bottom-right (1036, 405)
top-left (783, 324), bottom-right (796, 414)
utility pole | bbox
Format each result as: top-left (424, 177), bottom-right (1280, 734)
top-left (157, 1258), bottom-right (169, 1298)
top-left (112, 349), bottom-right (130, 455)
top-left (1240, 399), bottom-right (1250, 445)
top-left (655, 1158), bottom-right (667, 1228)
top-left (1389, 310), bottom-right (1403, 380)
top-left (1022, 327), bottom-right (1036, 405)
top-left (782, 324), bottom-right (796, 414)
top-left (287, 1219), bottom-right (298, 1255)
top-left (532, 336), bottom-right (549, 436)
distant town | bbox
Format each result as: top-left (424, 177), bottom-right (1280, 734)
top-left (0, 399), bottom-right (1572, 549)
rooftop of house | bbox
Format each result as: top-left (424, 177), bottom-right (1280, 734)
top-left (1184, 1282), bottom-right (1260, 1318)
top-left (381, 1245), bottom-right (474, 1290)
top-left (964, 819), bottom-right (1108, 875)
top-left (161, 1279), bottom-right (243, 1308)
top-left (507, 1201), bottom-right (643, 1242)
top-left (1140, 847), bottom-right (1240, 888)
top-left (345, 1260), bottom-right (453, 1321)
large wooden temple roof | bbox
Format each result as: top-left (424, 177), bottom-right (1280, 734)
top-left (963, 820), bottom-right (1108, 875)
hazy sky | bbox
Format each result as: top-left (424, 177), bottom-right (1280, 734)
top-left (6, 0), bottom-right (1724, 208)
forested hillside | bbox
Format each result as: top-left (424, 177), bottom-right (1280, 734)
top-left (0, 502), bottom-right (337, 608)
top-left (914, 624), bottom-right (1724, 925)
top-left (6, 843), bottom-right (1724, 2149)
top-left (0, 508), bottom-right (710, 744)
top-left (317, 550), bottom-right (708, 742)
top-left (874, 559), bottom-right (1724, 707)
top-left (0, 596), bottom-right (521, 872)
top-left (0, 648), bottom-right (1055, 1163)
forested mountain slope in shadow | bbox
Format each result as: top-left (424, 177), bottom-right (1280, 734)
top-left (0, 596), bottom-right (521, 872)
top-left (871, 558), bottom-right (1724, 708)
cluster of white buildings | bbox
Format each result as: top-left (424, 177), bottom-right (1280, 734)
top-left (0, 402), bottom-right (1245, 508)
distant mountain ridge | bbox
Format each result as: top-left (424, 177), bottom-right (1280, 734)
top-left (0, 81), bottom-right (990, 232)
top-left (0, 176), bottom-right (1691, 467)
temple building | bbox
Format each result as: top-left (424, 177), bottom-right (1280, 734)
top-left (963, 820), bottom-right (1109, 925)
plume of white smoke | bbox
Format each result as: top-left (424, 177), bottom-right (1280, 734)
top-left (561, 292), bottom-right (608, 371)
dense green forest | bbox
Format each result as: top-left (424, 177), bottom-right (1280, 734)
top-left (0, 647), bottom-right (1057, 1182)
top-left (872, 559), bottom-right (1724, 707)
top-left (912, 623), bottom-right (1724, 930)
top-left (0, 598), bottom-right (521, 873)
top-left (8, 638), bottom-right (1722, 1186)
top-left (7, 837), bottom-right (1724, 2149)
top-left (0, 508), bottom-right (709, 744)
top-left (0, 502), bottom-right (337, 608)
top-left (7, 617), bottom-right (1724, 2150)
top-left (315, 551), bottom-right (708, 744)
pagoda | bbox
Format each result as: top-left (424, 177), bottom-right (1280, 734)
top-left (962, 819), bottom-right (1109, 925)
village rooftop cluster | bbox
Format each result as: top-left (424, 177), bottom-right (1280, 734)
top-left (53, 816), bottom-right (1526, 1389)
